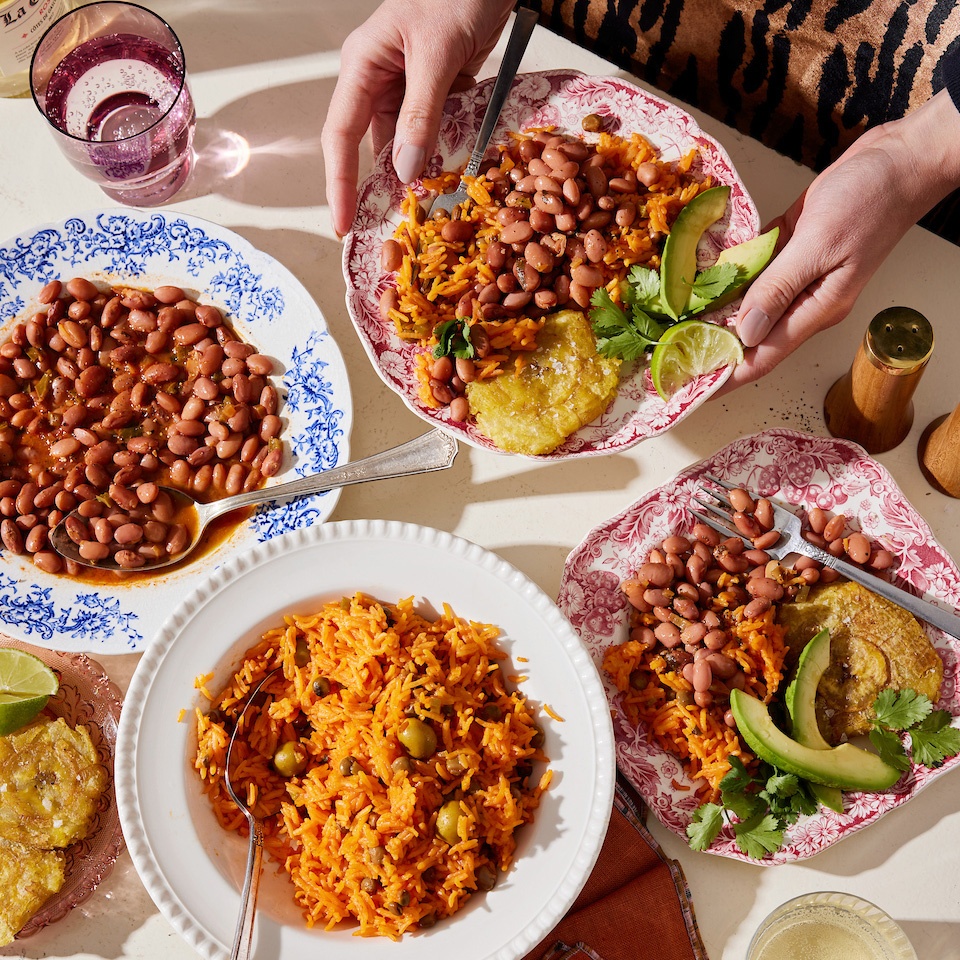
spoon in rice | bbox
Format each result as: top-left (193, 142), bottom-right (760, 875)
top-left (50, 428), bottom-right (459, 572)
top-left (222, 667), bottom-right (280, 960)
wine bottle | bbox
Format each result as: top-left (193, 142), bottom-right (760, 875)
top-left (0, 0), bottom-right (75, 98)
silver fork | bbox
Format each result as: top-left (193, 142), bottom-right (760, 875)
top-left (425, 7), bottom-right (538, 219)
top-left (222, 668), bottom-right (280, 960)
top-left (691, 474), bottom-right (960, 640)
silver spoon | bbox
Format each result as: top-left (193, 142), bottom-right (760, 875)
top-left (222, 667), bottom-right (280, 960)
top-left (50, 428), bottom-right (458, 571)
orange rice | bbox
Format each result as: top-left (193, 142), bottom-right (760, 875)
top-left (604, 601), bottom-right (788, 802)
top-left (386, 128), bottom-right (712, 401)
top-left (193, 593), bottom-right (550, 939)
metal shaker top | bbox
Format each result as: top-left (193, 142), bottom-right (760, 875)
top-left (865, 306), bottom-right (934, 373)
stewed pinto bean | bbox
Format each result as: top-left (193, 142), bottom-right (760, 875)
top-left (0, 279), bottom-right (286, 573)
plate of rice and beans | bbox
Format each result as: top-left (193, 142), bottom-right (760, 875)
top-left (559, 428), bottom-right (960, 864)
top-left (343, 69), bottom-right (759, 458)
top-left (0, 210), bottom-right (351, 654)
top-left (117, 520), bottom-right (615, 959)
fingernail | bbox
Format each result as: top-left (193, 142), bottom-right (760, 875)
top-left (738, 307), bottom-right (773, 347)
top-left (392, 142), bottom-right (426, 184)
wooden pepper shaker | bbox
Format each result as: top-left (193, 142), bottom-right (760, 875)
top-left (918, 403), bottom-right (960, 497)
top-left (823, 307), bottom-right (934, 454)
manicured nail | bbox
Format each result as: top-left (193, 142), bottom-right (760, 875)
top-left (392, 142), bottom-right (426, 184)
top-left (738, 307), bottom-right (773, 347)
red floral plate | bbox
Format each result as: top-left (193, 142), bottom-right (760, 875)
top-left (557, 428), bottom-right (960, 863)
top-left (1, 635), bottom-right (125, 936)
top-left (342, 69), bottom-right (759, 459)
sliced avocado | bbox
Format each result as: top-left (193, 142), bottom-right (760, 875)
top-left (784, 628), bottom-right (845, 813)
top-left (660, 185), bottom-right (730, 320)
top-left (687, 227), bottom-right (780, 317)
top-left (729, 688), bottom-right (901, 792)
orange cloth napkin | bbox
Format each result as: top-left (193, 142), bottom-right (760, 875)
top-left (524, 775), bottom-right (708, 960)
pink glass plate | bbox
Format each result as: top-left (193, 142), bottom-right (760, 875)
top-left (342, 69), bottom-right (759, 459)
top-left (558, 428), bottom-right (960, 863)
top-left (1, 635), bottom-right (125, 937)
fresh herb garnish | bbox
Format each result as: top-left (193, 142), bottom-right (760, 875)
top-left (432, 317), bottom-right (475, 360)
top-left (688, 261), bottom-right (741, 304)
top-left (589, 287), bottom-right (666, 361)
top-left (869, 688), bottom-right (960, 770)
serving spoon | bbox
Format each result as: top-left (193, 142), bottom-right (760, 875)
top-left (50, 428), bottom-right (459, 571)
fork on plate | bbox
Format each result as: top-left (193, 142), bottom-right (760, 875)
top-left (222, 668), bottom-right (280, 960)
top-left (423, 7), bottom-right (538, 220)
top-left (691, 474), bottom-right (960, 640)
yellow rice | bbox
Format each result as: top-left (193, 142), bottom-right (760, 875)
top-left (194, 593), bottom-right (550, 939)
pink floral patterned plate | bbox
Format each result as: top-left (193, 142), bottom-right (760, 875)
top-left (558, 428), bottom-right (960, 863)
top-left (342, 70), bottom-right (759, 459)
top-left (1, 635), bottom-right (125, 937)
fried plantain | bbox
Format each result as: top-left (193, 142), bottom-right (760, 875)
top-left (778, 581), bottom-right (944, 742)
top-left (465, 309), bottom-right (620, 455)
top-left (0, 717), bottom-right (106, 849)
top-left (0, 837), bottom-right (65, 945)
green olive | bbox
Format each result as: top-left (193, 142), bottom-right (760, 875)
top-left (398, 718), bottom-right (437, 759)
top-left (272, 740), bottom-right (308, 777)
top-left (436, 799), bottom-right (463, 845)
top-left (294, 637), bottom-right (310, 667)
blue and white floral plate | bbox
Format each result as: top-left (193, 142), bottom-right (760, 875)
top-left (0, 210), bottom-right (352, 654)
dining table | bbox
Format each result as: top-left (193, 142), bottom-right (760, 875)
top-left (2, 1), bottom-right (960, 958)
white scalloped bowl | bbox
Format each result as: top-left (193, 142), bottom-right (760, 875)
top-left (116, 520), bottom-right (615, 960)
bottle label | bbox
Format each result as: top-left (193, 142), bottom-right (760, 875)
top-left (0, 0), bottom-right (67, 78)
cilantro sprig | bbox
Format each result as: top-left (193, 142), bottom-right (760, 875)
top-left (432, 317), bottom-right (475, 360)
top-left (869, 688), bottom-right (960, 770)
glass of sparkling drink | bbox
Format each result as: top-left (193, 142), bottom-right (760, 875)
top-left (747, 892), bottom-right (918, 960)
top-left (29, 1), bottom-right (195, 205)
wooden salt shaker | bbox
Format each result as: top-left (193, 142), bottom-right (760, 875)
top-left (823, 307), bottom-right (934, 454)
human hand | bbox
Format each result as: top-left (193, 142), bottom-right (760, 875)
top-left (720, 91), bottom-right (960, 393)
top-left (322, 0), bottom-right (516, 237)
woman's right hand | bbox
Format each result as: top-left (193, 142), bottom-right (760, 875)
top-left (321, 0), bottom-right (517, 238)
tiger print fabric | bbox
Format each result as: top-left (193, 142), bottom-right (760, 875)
top-left (530, 0), bottom-right (960, 238)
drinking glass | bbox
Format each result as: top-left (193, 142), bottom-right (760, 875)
top-left (747, 892), bottom-right (917, 960)
top-left (29, 1), bottom-right (196, 205)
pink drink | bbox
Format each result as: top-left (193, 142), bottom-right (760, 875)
top-left (31, 5), bottom-right (195, 205)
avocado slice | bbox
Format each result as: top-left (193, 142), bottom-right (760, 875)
top-left (729, 688), bottom-right (902, 792)
top-left (686, 227), bottom-right (780, 317)
top-left (783, 629), bottom-right (845, 813)
top-left (660, 185), bottom-right (730, 320)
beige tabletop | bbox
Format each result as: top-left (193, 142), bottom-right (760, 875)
top-left (2, 1), bottom-right (960, 958)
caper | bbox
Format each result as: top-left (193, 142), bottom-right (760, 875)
top-left (368, 844), bottom-right (385, 865)
top-left (436, 799), bottom-right (463, 844)
top-left (272, 740), bottom-right (308, 777)
top-left (339, 755), bottom-right (360, 776)
top-left (475, 863), bottom-right (498, 891)
top-left (398, 717), bottom-right (437, 759)
top-left (312, 677), bottom-right (331, 697)
top-left (294, 637), bottom-right (310, 667)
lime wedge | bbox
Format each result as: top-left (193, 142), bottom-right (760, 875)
top-left (650, 320), bottom-right (744, 400)
top-left (0, 648), bottom-right (59, 735)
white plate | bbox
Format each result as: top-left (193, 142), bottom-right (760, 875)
top-left (0, 210), bottom-right (352, 653)
top-left (343, 69), bottom-right (759, 459)
top-left (116, 520), bottom-right (615, 960)
top-left (559, 428), bottom-right (960, 863)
